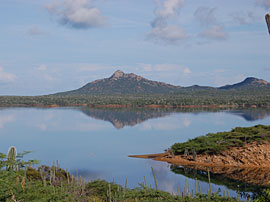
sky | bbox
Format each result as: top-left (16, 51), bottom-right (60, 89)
top-left (0, 0), bottom-right (270, 95)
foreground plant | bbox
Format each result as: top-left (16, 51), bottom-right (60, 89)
top-left (0, 147), bottom-right (246, 201)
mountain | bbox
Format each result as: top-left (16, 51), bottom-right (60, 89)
top-left (54, 70), bottom-right (269, 95)
top-left (56, 70), bottom-right (180, 95)
top-left (219, 77), bottom-right (270, 90)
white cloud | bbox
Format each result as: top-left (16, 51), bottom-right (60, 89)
top-left (256, 0), bottom-right (270, 10)
top-left (232, 11), bottom-right (258, 25)
top-left (199, 25), bottom-right (227, 40)
top-left (147, 0), bottom-right (187, 44)
top-left (0, 67), bottom-right (16, 83)
top-left (46, 0), bottom-right (106, 29)
top-left (0, 115), bottom-right (15, 129)
top-left (155, 0), bottom-right (184, 18)
top-left (140, 63), bottom-right (191, 75)
top-left (147, 24), bottom-right (186, 44)
top-left (194, 7), bottom-right (218, 27)
top-left (194, 7), bottom-right (228, 41)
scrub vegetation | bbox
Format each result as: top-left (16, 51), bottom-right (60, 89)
top-left (171, 125), bottom-right (270, 155)
top-left (0, 93), bottom-right (270, 108)
top-left (0, 147), bottom-right (243, 202)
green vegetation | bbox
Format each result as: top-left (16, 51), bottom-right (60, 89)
top-left (0, 148), bottom-right (241, 202)
top-left (1, 73), bottom-right (270, 107)
top-left (254, 189), bottom-right (270, 202)
top-left (0, 92), bottom-right (270, 107)
top-left (171, 125), bottom-right (270, 155)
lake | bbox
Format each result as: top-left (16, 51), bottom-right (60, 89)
top-left (1, 107), bottom-right (270, 198)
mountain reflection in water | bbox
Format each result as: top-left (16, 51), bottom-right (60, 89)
top-left (79, 107), bottom-right (270, 129)
top-left (80, 107), bottom-right (170, 129)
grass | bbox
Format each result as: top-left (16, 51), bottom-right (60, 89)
top-left (171, 125), bottom-right (270, 155)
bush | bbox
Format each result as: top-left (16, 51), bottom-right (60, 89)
top-left (171, 125), bottom-right (270, 155)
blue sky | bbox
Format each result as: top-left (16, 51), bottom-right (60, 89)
top-left (0, 0), bottom-right (270, 95)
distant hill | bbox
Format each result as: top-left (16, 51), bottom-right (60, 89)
top-left (55, 70), bottom-right (180, 95)
top-left (219, 77), bottom-right (270, 90)
top-left (53, 70), bottom-right (270, 96)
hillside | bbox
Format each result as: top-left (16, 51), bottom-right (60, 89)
top-left (55, 70), bottom-right (181, 95)
top-left (219, 77), bottom-right (270, 90)
top-left (0, 70), bottom-right (269, 108)
top-left (54, 70), bottom-right (270, 96)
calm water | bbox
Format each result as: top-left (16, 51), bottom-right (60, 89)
top-left (1, 107), bottom-right (270, 197)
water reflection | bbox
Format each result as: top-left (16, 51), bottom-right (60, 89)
top-left (0, 107), bottom-right (270, 199)
top-left (227, 109), bottom-right (270, 121)
top-left (78, 107), bottom-right (270, 129)
top-left (0, 114), bottom-right (15, 128)
top-left (171, 165), bottom-right (268, 199)
top-left (79, 107), bottom-right (170, 129)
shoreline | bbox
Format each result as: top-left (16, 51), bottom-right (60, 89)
top-left (129, 142), bottom-right (270, 169)
top-left (129, 141), bottom-right (270, 186)
top-left (0, 103), bottom-right (269, 109)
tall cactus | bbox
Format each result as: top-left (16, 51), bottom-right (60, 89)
top-left (6, 146), bottom-right (17, 171)
top-left (266, 14), bottom-right (270, 35)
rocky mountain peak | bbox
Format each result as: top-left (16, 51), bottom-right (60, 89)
top-left (243, 77), bottom-right (268, 85)
top-left (111, 70), bottom-right (125, 79)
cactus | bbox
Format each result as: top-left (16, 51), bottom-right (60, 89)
top-left (184, 149), bottom-right (189, 157)
top-left (6, 146), bottom-right (17, 171)
top-left (151, 167), bottom-right (158, 190)
top-left (192, 149), bottom-right (197, 161)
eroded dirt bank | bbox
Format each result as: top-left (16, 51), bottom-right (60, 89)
top-left (129, 142), bottom-right (270, 186)
top-left (130, 142), bottom-right (270, 167)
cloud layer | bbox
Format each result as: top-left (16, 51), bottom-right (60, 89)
top-left (194, 7), bottom-right (228, 41)
top-left (140, 63), bottom-right (191, 75)
top-left (46, 0), bottom-right (106, 29)
top-left (232, 11), bottom-right (258, 25)
top-left (147, 0), bottom-right (186, 44)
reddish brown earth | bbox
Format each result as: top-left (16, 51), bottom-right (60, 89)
top-left (129, 142), bottom-right (270, 186)
top-left (2, 104), bottom-right (270, 108)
